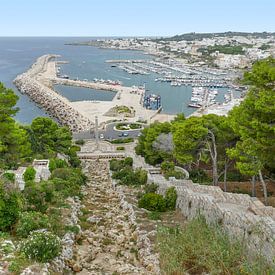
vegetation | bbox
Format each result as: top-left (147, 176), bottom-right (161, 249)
top-left (198, 44), bottom-right (245, 55)
top-left (115, 122), bottom-right (142, 130)
top-left (20, 231), bottom-right (61, 263)
top-left (157, 216), bottom-right (274, 274)
top-left (0, 82), bottom-right (86, 271)
top-left (23, 166), bottom-right (36, 182)
top-left (116, 146), bottom-right (125, 151)
top-left (138, 187), bottom-right (177, 212)
top-left (110, 138), bottom-right (134, 144)
top-left (114, 105), bottom-right (131, 114)
top-left (135, 58), bottom-right (275, 203)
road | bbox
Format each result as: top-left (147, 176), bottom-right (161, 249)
top-left (73, 122), bottom-right (143, 141)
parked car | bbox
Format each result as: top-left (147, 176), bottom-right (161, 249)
top-left (99, 134), bottom-right (104, 139)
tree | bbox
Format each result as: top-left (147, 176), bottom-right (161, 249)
top-left (135, 122), bottom-right (171, 165)
top-left (29, 117), bottom-right (72, 157)
top-left (173, 114), bottom-right (237, 186)
top-left (0, 83), bottom-right (31, 169)
top-left (228, 58), bottom-right (275, 204)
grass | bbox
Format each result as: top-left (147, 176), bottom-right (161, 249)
top-left (157, 216), bottom-right (274, 275)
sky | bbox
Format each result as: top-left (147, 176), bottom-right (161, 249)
top-left (0, 0), bottom-right (274, 36)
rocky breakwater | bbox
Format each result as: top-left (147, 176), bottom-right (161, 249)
top-left (71, 160), bottom-right (159, 274)
top-left (13, 55), bottom-right (93, 133)
top-left (153, 176), bottom-right (275, 264)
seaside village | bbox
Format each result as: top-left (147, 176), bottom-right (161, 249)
top-left (1, 33), bottom-right (275, 274)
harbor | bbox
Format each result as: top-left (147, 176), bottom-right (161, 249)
top-left (14, 54), bottom-right (173, 132)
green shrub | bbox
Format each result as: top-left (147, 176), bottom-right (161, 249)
top-left (164, 170), bottom-right (184, 180)
top-left (161, 161), bottom-right (175, 172)
top-left (16, 211), bottom-right (50, 238)
top-left (148, 211), bottom-right (162, 220)
top-left (165, 187), bottom-right (177, 210)
top-left (116, 146), bottom-right (125, 151)
top-left (75, 139), bottom-right (85, 145)
top-left (23, 167), bottom-right (36, 182)
top-left (23, 182), bottom-right (48, 213)
top-left (49, 158), bottom-right (68, 172)
top-left (144, 183), bottom-right (158, 194)
top-left (109, 158), bottom-right (133, 171)
top-left (0, 184), bottom-right (23, 231)
top-left (124, 157), bottom-right (133, 167)
top-left (110, 138), bottom-right (134, 144)
top-left (112, 167), bottom-right (147, 186)
top-left (3, 172), bottom-right (15, 182)
top-left (20, 231), bottom-right (61, 262)
top-left (138, 193), bottom-right (167, 212)
top-left (189, 168), bottom-right (211, 183)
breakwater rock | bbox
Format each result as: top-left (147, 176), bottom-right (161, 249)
top-left (13, 55), bottom-right (93, 132)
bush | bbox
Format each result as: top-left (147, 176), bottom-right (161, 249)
top-left (49, 158), bottom-right (68, 172)
top-left (110, 138), bottom-right (134, 144)
top-left (161, 161), bottom-right (175, 172)
top-left (23, 167), bottom-right (36, 182)
top-left (138, 193), bottom-right (167, 212)
top-left (164, 170), bottom-right (184, 180)
top-left (189, 168), bottom-right (210, 183)
top-left (0, 184), bottom-right (23, 231)
top-left (144, 183), bottom-right (158, 194)
top-left (16, 211), bottom-right (50, 238)
top-left (112, 167), bottom-right (147, 186)
top-left (23, 182), bottom-right (48, 213)
top-left (165, 187), bottom-right (177, 210)
top-left (75, 139), bottom-right (85, 145)
top-left (3, 172), bottom-right (15, 182)
top-left (109, 158), bottom-right (133, 171)
top-left (116, 146), bottom-right (125, 151)
top-left (20, 231), bottom-right (61, 262)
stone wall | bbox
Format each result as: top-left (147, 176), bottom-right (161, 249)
top-left (149, 175), bottom-right (275, 263)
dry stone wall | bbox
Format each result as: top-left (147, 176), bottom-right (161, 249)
top-left (151, 176), bottom-right (275, 263)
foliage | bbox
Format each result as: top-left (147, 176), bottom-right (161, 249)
top-left (157, 215), bottom-right (274, 274)
top-left (0, 183), bottom-right (23, 231)
top-left (189, 168), bottom-right (211, 183)
top-left (148, 211), bottom-right (162, 220)
top-left (109, 157), bottom-right (133, 171)
top-left (198, 44), bottom-right (245, 55)
top-left (110, 138), bottom-right (134, 144)
top-left (0, 83), bottom-right (31, 169)
top-left (75, 139), bottom-right (85, 145)
top-left (135, 122), bottom-right (172, 165)
top-left (23, 182), bottom-right (49, 213)
top-left (144, 183), bottom-right (158, 194)
top-left (138, 193), bottom-right (167, 212)
top-left (29, 117), bottom-right (72, 157)
top-left (116, 146), bottom-right (125, 151)
top-left (112, 167), bottom-right (147, 186)
top-left (16, 211), bottom-right (50, 238)
top-left (23, 166), bottom-right (36, 182)
top-left (3, 172), bottom-right (15, 182)
top-left (49, 158), bottom-right (68, 172)
top-left (165, 187), bottom-right (177, 210)
top-left (20, 231), bottom-right (61, 263)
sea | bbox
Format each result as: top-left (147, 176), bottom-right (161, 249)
top-left (0, 37), bottom-right (230, 124)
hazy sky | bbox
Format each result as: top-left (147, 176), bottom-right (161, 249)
top-left (1, 0), bottom-right (274, 36)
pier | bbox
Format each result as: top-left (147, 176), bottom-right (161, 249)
top-left (14, 55), bottom-right (174, 132)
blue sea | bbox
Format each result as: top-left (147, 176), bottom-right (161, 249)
top-left (0, 37), bottom-right (228, 124)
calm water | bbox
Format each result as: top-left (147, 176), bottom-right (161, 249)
top-left (0, 37), bottom-right (227, 124)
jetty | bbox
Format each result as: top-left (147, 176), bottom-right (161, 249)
top-left (14, 55), bottom-right (174, 132)
top-left (14, 55), bottom-right (94, 132)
